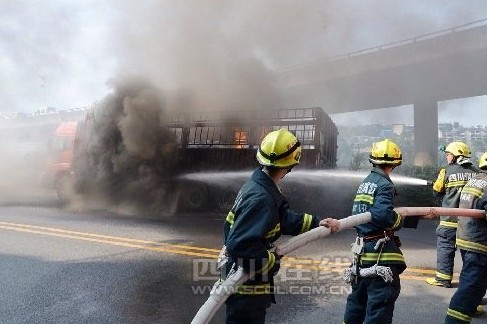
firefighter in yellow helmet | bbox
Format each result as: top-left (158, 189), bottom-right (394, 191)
top-left (222, 128), bottom-right (339, 323)
top-left (344, 139), bottom-right (413, 324)
top-left (426, 141), bottom-right (477, 288)
top-left (256, 128), bottom-right (302, 169)
top-left (445, 152), bottom-right (487, 323)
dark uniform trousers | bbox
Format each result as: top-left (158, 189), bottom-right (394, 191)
top-left (344, 268), bottom-right (401, 324)
top-left (225, 294), bottom-right (270, 324)
top-left (436, 226), bottom-right (457, 283)
top-left (446, 250), bottom-right (487, 323)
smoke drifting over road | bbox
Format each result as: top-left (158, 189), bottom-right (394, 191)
top-left (0, 128), bottom-right (50, 205)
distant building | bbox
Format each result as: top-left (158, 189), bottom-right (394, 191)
top-left (33, 107), bottom-right (56, 116)
top-left (391, 124), bottom-right (404, 136)
top-left (338, 121), bottom-right (487, 167)
top-left (379, 128), bottom-right (393, 138)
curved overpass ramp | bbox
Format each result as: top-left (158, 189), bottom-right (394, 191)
top-left (276, 19), bottom-right (487, 163)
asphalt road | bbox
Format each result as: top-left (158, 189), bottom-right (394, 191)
top-left (0, 197), bottom-right (485, 324)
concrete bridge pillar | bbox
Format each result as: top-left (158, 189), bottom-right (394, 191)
top-left (413, 100), bottom-right (438, 166)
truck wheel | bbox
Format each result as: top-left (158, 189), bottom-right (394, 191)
top-left (55, 174), bottom-right (75, 204)
top-left (180, 182), bottom-right (209, 211)
top-left (217, 189), bottom-right (237, 213)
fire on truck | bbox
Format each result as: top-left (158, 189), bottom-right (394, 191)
top-left (45, 106), bottom-right (338, 213)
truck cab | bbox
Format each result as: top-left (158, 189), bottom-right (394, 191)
top-left (45, 121), bottom-right (78, 202)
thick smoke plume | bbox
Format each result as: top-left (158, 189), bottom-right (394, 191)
top-left (73, 77), bottom-right (180, 214)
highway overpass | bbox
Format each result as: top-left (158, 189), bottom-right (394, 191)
top-left (275, 19), bottom-right (487, 164)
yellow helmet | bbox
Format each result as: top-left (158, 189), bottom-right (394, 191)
top-left (479, 152), bottom-right (487, 169)
top-left (442, 141), bottom-right (471, 158)
top-left (369, 139), bottom-right (402, 166)
top-left (256, 128), bottom-right (301, 168)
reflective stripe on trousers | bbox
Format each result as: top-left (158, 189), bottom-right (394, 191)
top-left (445, 250), bottom-right (487, 324)
top-left (435, 226), bottom-right (456, 282)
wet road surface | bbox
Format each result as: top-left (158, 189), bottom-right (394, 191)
top-left (0, 200), bottom-right (485, 324)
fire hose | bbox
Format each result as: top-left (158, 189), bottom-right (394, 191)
top-left (191, 207), bottom-right (485, 324)
top-left (394, 206), bottom-right (485, 218)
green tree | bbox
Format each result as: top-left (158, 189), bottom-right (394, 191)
top-left (350, 152), bottom-right (367, 170)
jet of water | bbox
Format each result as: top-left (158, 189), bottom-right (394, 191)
top-left (179, 169), bottom-right (431, 186)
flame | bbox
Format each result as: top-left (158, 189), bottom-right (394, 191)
top-left (234, 128), bottom-right (248, 149)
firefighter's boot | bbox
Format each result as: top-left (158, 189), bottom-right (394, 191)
top-left (475, 305), bottom-right (484, 316)
top-left (426, 277), bottom-right (452, 288)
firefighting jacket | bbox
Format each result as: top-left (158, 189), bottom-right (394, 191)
top-left (457, 170), bottom-right (487, 255)
top-left (223, 167), bottom-right (319, 294)
top-left (433, 162), bottom-right (477, 228)
top-left (352, 167), bottom-right (406, 272)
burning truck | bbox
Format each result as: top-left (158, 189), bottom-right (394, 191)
top-left (44, 83), bottom-right (339, 214)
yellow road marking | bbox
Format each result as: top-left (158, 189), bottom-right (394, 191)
top-left (0, 221), bottom-right (220, 253)
top-left (0, 221), bottom-right (449, 281)
top-left (0, 224), bottom-right (217, 259)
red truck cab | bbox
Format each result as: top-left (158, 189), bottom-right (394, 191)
top-left (45, 121), bottom-right (78, 202)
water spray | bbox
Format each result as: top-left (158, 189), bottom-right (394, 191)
top-left (390, 174), bottom-right (433, 186)
top-left (180, 169), bottom-right (433, 187)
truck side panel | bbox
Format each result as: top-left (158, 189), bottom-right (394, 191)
top-left (167, 107), bottom-right (338, 172)
top-left (178, 148), bottom-right (323, 172)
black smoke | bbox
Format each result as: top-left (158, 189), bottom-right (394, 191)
top-left (73, 77), bottom-right (180, 214)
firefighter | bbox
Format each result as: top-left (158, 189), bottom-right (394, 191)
top-left (343, 139), bottom-right (413, 324)
top-left (445, 151), bottom-right (487, 323)
top-left (426, 142), bottom-right (477, 288)
top-left (221, 128), bottom-right (340, 324)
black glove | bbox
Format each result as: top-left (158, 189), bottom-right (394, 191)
top-left (403, 216), bottom-right (420, 229)
top-left (476, 193), bottom-right (487, 211)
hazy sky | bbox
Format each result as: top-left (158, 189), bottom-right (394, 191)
top-left (2, 0), bottom-right (487, 124)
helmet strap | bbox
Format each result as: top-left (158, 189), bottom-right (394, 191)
top-left (259, 141), bottom-right (301, 163)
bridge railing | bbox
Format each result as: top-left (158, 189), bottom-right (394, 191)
top-left (277, 18), bottom-right (487, 87)
top-left (0, 109), bottom-right (88, 130)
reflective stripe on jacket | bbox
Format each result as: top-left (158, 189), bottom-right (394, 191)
top-left (223, 167), bottom-right (320, 292)
top-left (457, 170), bottom-right (487, 255)
top-left (434, 163), bottom-right (477, 226)
top-left (352, 167), bottom-right (405, 270)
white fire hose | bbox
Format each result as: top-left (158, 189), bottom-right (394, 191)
top-left (394, 206), bottom-right (485, 218)
top-left (191, 207), bottom-right (485, 324)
